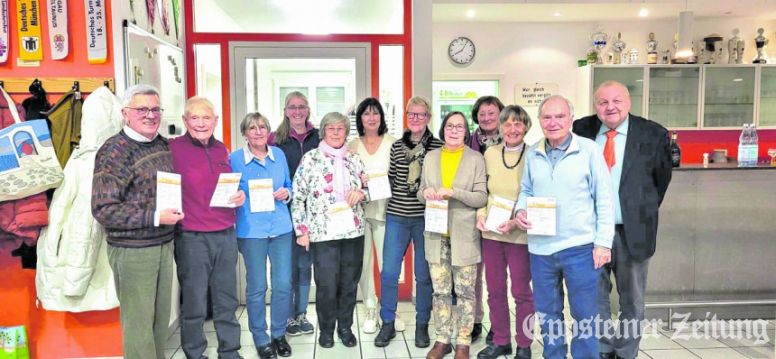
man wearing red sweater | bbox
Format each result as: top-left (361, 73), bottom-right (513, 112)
top-left (169, 97), bottom-right (246, 359)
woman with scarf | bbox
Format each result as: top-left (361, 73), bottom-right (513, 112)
top-left (374, 96), bottom-right (443, 349)
top-left (291, 112), bottom-right (367, 349)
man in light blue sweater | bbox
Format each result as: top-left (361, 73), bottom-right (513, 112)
top-left (511, 95), bottom-right (614, 359)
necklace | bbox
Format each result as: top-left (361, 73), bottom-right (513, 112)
top-left (502, 144), bottom-right (525, 169)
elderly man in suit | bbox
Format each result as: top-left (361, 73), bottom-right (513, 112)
top-left (573, 81), bottom-right (673, 359)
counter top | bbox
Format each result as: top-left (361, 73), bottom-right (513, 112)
top-left (675, 162), bottom-right (776, 171)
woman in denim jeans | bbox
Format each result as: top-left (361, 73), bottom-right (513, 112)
top-left (374, 96), bottom-right (443, 349)
top-left (231, 113), bottom-right (294, 359)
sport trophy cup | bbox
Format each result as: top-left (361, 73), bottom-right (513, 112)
top-left (754, 28), bottom-right (769, 64)
top-left (702, 34), bottom-right (723, 64)
top-left (728, 29), bottom-right (745, 64)
top-left (591, 28), bottom-right (609, 65)
top-left (612, 32), bottom-right (626, 64)
top-left (647, 33), bottom-right (658, 64)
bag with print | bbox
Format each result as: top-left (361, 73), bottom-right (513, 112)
top-left (0, 325), bottom-right (30, 359)
top-left (0, 86), bottom-right (64, 202)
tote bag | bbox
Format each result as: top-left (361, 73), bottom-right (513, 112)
top-left (0, 87), bottom-right (64, 202)
top-left (0, 326), bottom-right (30, 359)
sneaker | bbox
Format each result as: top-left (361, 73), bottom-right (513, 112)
top-left (394, 313), bottom-right (405, 332)
top-left (362, 308), bottom-right (379, 334)
top-left (296, 313), bottom-right (314, 334)
top-left (285, 318), bottom-right (301, 336)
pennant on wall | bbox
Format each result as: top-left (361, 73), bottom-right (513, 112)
top-left (46, 0), bottom-right (68, 60)
top-left (0, 0), bottom-right (9, 63)
top-left (146, 0), bottom-right (155, 33)
top-left (171, 0), bottom-right (178, 39)
top-left (159, 0), bottom-right (169, 36)
top-left (83, 0), bottom-right (106, 64)
top-left (15, 0), bottom-right (43, 61)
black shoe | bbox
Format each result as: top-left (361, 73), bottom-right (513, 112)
top-left (318, 331), bottom-right (334, 348)
top-left (374, 321), bottom-right (396, 347)
top-left (257, 344), bottom-right (277, 359)
top-left (471, 322), bottom-right (484, 342)
top-left (485, 329), bottom-right (494, 345)
top-left (600, 353), bottom-right (615, 359)
top-left (272, 336), bottom-right (292, 357)
top-left (515, 346), bottom-right (531, 359)
top-left (337, 328), bottom-right (358, 347)
top-left (477, 343), bottom-right (512, 358)
top-left (415, 324), bottom-right (430, 348)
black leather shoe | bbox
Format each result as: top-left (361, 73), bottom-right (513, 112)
top-left (599, 352), bottom-right (615, 359)
top-left (471, 323), bottom-right (484, 342)
top-left (477, 343), bottom-right (512, 358)
top-left (415, 324), bottom-right (430, 348)
top-left (257, 344), bottom-right (277, 359)
top-left (515, 346), bottom-right (531, 359)
top-left (272, 336), bottom-right (292, 357)
top-left (337, 328), bottom-right (358, 347)
top-left (374, 321), bottom-right (396, 347)
top-left (485, 329), bottom-right (494, 345)
top-left (318, 331), bottom-right (334, 348)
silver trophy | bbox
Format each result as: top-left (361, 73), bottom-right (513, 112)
top-left (728, 28), bottom-right (745, 64)
top-left (647, 32), bottom-right (658, 64)
top-left (591, 27), bottom-right (609, 65)
top-left (754, 28), bottom-right (769, 64)
top-left (628, 48), bottom-right (639, 64)
top-left (702, 34), bottom-right (723, 64)
top-left (612, 32), bottom-right (626, 64)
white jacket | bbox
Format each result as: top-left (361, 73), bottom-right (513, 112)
top-left (36, 86), bottom-right (123, 312)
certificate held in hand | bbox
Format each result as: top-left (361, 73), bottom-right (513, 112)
top-left (526, 197), bottom-right (556, 236)
top-left (485, 196), bottom-right (515, 234)
top-left (366, 170), bottom-right (392, 201)
top-left (249, 179), bottom-right (275, 213)
top-left (210, 173), bottom-right (242, 208)
top-left (327, 202), bottom-right (357, 237)
top-left (425, 199), bottom-right (449, 235)
top-left (156, 171), bottom-right (182, 212)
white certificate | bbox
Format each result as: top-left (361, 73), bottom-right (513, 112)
top-left (367, 170), bottom-right (392, 201)
top-left (327, 202), bottom-right (357, 237)
top-left (485, 196), bottom-right (515, 234)
top-left (425, 200), bottom-right (449, 235)
top-left (248, 179), bottom-right (275, 213)
top-left (156, 171), bottom-right (182, 212)
top-left (527, 197), bottom-right (557, 236)
top-left (210, 173), bottom-right (242, 208)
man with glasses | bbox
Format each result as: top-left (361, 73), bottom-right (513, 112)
top-left (92, 84), bottom-right (183, 359)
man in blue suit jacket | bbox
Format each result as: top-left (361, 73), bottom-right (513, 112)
top-left (573, 81), bottom-right (673, 359)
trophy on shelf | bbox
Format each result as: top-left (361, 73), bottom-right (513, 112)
top-left (591, 27), bottom-right (609, 64)
top-left (662, 49), bottom-right (671, 64)
top-left (754, 28), bottom-right (769, 63)
top-left (612, 32), bottom-right (626, 64)
top-left (702, 34), bottom-right (724, 64)
top-left (647, 33), bottom-right (659, 64)
top-left (728, 29), bottom-right (745, 64)
top-left (628, 48), bottom-right (639, 64)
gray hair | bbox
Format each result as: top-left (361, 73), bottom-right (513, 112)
top-left (594, 81), bottom-right (631, 100)
top-left (538, 95), bottom-right (574, 119)
top-left (184, 96), bottom-right (216, 117)
top-left (240, 112), bottom-right (271, 136)
top-left (318, 112), bottom-right (350, 139)
top-left (122, 84), bottom-right (160, 107)
top-left (499, 105), bottom-right (532, 131)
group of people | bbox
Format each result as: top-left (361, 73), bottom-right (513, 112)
top-left (90, 80), bottom-right (671, 359)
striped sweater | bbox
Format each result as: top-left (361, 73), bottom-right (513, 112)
top-left (91, 130), bottom-right (176, 248)
top-left (385, 129), bottom-right (443, 217)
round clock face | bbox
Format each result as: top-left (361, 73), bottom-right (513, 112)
top-left (448, 37), bottom-right (475, 65)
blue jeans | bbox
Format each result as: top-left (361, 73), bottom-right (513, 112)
top-left (530, 244), bottom-right (600, 359)
top-left (380, 214), bottom-right (432, 325)
top-left (238, 232), bottom-right (293, 346)
top-left (289, 234), bottom-right (312, 319)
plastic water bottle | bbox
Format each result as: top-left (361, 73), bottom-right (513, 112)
top-left (750, 123), bottom-right (759, 166)
top-left (738, 124), bottom-right (749, 167)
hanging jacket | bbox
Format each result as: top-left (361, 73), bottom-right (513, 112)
top-left (42, 90), bottom-right (84, 168)
top-left (35, 87), bottom-right (122, 312)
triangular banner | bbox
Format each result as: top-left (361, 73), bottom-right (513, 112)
top-left (46, 0), bottom-right (68, 60)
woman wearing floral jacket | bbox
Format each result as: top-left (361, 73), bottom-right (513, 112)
top-left (291, 112), bottom-right (367, 349)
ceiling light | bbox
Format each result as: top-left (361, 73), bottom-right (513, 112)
top-left (733, 78), bottom-right (743, 82)
top-left (639, 8), bottom-right (649, 17)
top-left (553, 11), bottom-right (561, 17)
top-left (676, 10), bottom-right (695, 59)
top-left (466, 9), bottom-right (476, 18)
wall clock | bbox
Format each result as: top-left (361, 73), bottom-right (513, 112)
top-left (448, 36), bottom-right (475, 65)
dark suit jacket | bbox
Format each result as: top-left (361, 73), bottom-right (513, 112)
top-left (573, 114), bottom-right (672, 261)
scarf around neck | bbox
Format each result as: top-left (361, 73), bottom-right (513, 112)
top-left (402, 128), bottom-right (433, 193)
top-left (319, 140), bottom-right (350, 202)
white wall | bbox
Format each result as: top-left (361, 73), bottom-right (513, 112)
top-left (433, 17), bottom-right (776, 136)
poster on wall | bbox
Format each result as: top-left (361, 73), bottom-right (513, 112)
top-left (15, 0), bottom-right (43, 61)
top-left (514, 83), bottom-right (559, 108)
top-left (83, 0), bottom-right (106, 63)
top-left (0, 0), bottom-right (9, 63)
top-left (46, 0), bottom-right (68, 60)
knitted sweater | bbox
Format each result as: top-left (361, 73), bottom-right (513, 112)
top-left (91, 131), bottom-right (175, 248)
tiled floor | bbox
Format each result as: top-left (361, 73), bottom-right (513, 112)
top-left (162, 303), bottom-right (775, 359)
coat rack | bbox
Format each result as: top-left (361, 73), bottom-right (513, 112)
top-left (0, 78), bottom-right (114, 94)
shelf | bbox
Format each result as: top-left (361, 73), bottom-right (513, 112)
top-left (704, 103), bottom-right (754, 106)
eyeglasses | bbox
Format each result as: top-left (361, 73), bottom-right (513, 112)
top-left (126, 107), bottom-right (164, 116)
top-left (406, 112), bottom-right (429, 120)
top-left (286, 105), bottom-right (309, 112)
top-left (444, 124), bottom-right (467, 132)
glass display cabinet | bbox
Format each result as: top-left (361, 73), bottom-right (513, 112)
top-left (759, 66), bottom-right (776, 127)
top-left (702, 66), bottom-right (755, 128)
top-left (648, 66), bottom-right (700, 128)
